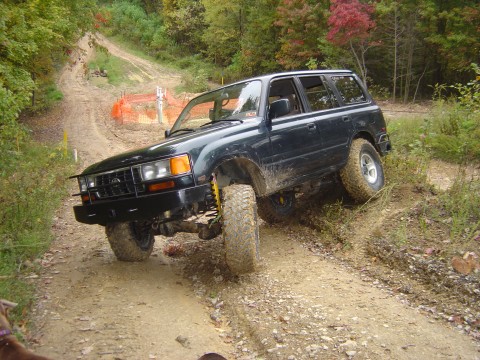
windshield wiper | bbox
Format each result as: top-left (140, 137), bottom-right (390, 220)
top-left (169, 128), bottom-right (196, 136)
top-left (200, 118), bottom-right (244, 127)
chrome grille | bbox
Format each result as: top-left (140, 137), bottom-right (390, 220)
top-left (94, 168), bottom-right (145, 198)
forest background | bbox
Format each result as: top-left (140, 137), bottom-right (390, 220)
top-left (2, 0), bottom-right (480, 130)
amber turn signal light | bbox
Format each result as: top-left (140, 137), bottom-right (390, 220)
top-left (148, 181), bottom-right (175, 192)
top-left (170, 155), bottom-right (191, 175)
top-left (81, 194), bottom-right (95, 202)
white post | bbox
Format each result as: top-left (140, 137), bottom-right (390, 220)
top-left (156, 86), bottom-right (163, 124)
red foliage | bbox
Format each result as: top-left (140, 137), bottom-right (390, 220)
top-left (326, 0), bottom-right (376, 45)
top-left (275, 0), bottom-right (324, 69)
top-left (94, 12), bottom-right (109, 29)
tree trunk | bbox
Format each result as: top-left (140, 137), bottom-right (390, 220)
top-left (402, 11), bottom-right (416, 103)
top-left (392, 1), bottom-right (398, 102)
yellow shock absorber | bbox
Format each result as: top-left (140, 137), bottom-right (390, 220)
top-left (210, 175), bottom-right (221, 212)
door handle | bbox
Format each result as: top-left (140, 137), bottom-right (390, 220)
top-left (342, 116), bottom-right (351, 122)
top-left (307, 123), bottom-right (316, 132)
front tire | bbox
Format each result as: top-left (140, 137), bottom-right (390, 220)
top-left (222, 184), bottom-right (260, 274)
top-left (340, 138), bottom-right (385, 203)
top-left (106, 221), bottom-right (154, 261)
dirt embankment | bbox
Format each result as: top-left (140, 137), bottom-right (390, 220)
top-left (25, 34), bottom-right (479, 360)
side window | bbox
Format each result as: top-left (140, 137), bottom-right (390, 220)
top-left (268, 78), bottom-right (302, 117)
top-left (331, 76), bottom-right (367, 104)
top-left (299, 76), bottom-right (339, 111)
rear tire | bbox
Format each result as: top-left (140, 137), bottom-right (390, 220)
top-left (222, 184), bottom-right (259, 274)
top-left (106, 221), bottom-right (154, 261)
top-left (340, 138), bottom-right (385, 203)
top-left (257, 191), bottom-right (295, 224)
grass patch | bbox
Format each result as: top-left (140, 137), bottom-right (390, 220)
top-left (0, 135), bottom-right (73, 320)
top-left (28, 83), bottom-right (64, 114)
top-left (436, 175), bottom-right (480, 246)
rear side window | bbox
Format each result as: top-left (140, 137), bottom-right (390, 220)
top-left (331, 76), bottom-right (367, 104)
top-left (298, 76), bottom-right (338, 111)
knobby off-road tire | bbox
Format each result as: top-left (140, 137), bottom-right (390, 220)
top-left (222, 184), bottom-right (260, 275)
top-left (257, 191), bottom-right (295, 224)
top-left (105, 221), bottom-right (154, 261)
top-left (340, 138), bottom-right (385, 203)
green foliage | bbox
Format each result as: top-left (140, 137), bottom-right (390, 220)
top-left (107, 0), bottom-right (164, 50)
top-left (389, 72), bottom-right (480, 164)
top-left (163, 0), bottom-right (206, 54)
top-left (427, 108), bottom-right (480, 162)
top-left (201, 1), bottom-right (245, 66)
top-left (0, 0), bottom-right (96, 126)
top-left (29, 83), bottom-right (64, 113)
top-left (0, 136), bottom-right (73, 309)
top-left (236, 0), bottom-right (281, 77)
top-left (451, 64), bottom-right (480, 110)
top-left (384, 150), bottom-right (429, 188)
top-left (424, 69), bottom-right (480, 162)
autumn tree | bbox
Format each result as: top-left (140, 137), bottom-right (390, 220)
top-left (326, 0), bottom-right (376, 86)
top-left (163, 0), bottom-right (206, 53)
top-left (274, 0), bottom-right (327, 70)
top-left (201, 0), bottom-right (251, 66)
top-left (234, 0), bottom-right (282, 77)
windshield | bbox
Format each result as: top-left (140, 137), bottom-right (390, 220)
top-left (171, 80), bottom-right (262, 132)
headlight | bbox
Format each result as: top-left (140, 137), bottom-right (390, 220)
top-left (78, 175), bottom-right (95, 192)
top-left (140, 159), bottom-right (170, 181)
top-left (137, 154), bottom-right (191, 181)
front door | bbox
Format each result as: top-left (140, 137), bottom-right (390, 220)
top-left (265, 77), bottom-right (320, 188)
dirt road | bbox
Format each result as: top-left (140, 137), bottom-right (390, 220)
top-left (30, 35), bottom-right (480, 359)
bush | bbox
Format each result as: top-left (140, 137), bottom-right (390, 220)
top-left (180, 65), bottom-right (209, 93)
top-left (0, 131), bottom-right (73, 312)
top-left (426, 104), bottom-right (480, 163)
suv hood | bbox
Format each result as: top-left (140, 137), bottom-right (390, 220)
top-left (80, 122), bottom-right (241, 175)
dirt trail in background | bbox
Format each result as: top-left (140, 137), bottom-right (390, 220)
top-left (30, 35), bottom-right (479, 359)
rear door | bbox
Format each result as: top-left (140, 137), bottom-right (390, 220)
top-left (298, 75), bottom-right (353, 170)
top-left (327, 74), bottom-right (374, 162)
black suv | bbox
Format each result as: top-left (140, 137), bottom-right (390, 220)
top-left (72, 70), bottom-right (391, 274)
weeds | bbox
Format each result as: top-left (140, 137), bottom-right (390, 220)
top-left (180, 65), bottom-right (210, 93)
top-left (0, 135), bottom-right (73, 314)
top-left (437, 174), bottom-right (480, 244)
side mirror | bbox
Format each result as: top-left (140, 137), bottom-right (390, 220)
top-left (165, 129), bottom-right (171, 138)
top-left (268, 99), bottom-right (291, 121)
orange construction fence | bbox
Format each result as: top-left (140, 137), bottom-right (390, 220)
top-left (111, 90), bottom-right (196, 125)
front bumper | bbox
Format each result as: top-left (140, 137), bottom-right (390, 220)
top-left (73, 183), bottom-right (211, 226)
